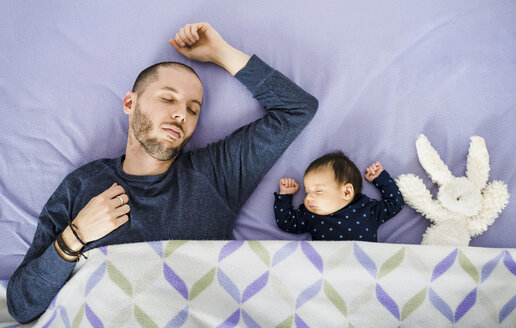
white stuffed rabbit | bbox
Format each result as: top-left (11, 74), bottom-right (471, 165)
top-left (396, 135), bottom-right (510, 246)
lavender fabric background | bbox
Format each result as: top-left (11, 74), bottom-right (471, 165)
top-left (1, 0), bottom-right (515, 281)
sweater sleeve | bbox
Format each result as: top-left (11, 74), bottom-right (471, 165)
top-left (6, 178), bottom-right (78, 324)
top-left (370, 170), bottom-right (405, 224)
top-left (274, 193), bottom-right (312, 234)
top-left (186, 55), bottom-right (318, 214)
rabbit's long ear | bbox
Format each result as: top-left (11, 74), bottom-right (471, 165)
top-left (416, 134), bottom-right (453, 186)
top-left (466, 136), bottom-right (490, 189)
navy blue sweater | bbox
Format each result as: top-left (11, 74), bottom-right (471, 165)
top-left (7, 55), bottom-right (318, 323)
top-left (274, 170), bottom-right (404, 241)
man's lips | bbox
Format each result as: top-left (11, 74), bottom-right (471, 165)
top-left (162, 126), bottom-right (182, 139)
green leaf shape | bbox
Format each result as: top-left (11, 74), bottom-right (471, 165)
top-left (164, 240), bottom-right (188, 258)
top-left (349, 284), bottom-right (375, 315)
top-left (248, 241), bottom-right (270, 267)
top-left (401, 287), bottom-right (427, 321)
top-left (458, 250), bottom-right (479, 284)
top-left (275, 314), bottom-right (293, 328)
top-left (72, 304), bottom-right (84, 328)
top-left (190, 268), bottom-right (216, 301)
top-left (323, 280), bottom-right (347, 317)
top-left (135, 305), bottom-right (159, 328)
top-left (107, 261), bottom-right (133, 297)
top-left (378, 247), bottom-right (405, 280)
top-left (326, 245), bottom-right (352, 271)
top-left (477, 289), bottom-right (498, 324)
top-left (349, 323), bottom-right (355, 328)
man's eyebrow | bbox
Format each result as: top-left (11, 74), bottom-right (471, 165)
top-left (161, 87), bottom-right (202, 107)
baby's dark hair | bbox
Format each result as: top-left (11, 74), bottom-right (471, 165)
top-left (304, 151), bottom-right (362, 194)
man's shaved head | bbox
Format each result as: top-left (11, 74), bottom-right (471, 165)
top-left (132, 62), bottom-right (202, 95)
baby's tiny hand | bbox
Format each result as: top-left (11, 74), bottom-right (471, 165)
top-left (365, 162), bottom-right (383, 182)
top-left (279, 178), bottom-right (299, 194)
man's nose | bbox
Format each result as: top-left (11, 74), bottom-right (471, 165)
top-left (171, 107), bottom-right (186, 123)
top-left (305, 194), bottom-right (313, 201)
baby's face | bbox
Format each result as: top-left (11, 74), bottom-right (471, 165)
top-left (303, 168), bottom-right (352, 215)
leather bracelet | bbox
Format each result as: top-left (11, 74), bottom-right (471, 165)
top-left (68, 221), bottom-right (87, 246)
top-left (56, 232), bottom-right (86, 261)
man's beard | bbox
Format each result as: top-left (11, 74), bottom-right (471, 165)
top-left (132, 102), bottom-right (191, 161)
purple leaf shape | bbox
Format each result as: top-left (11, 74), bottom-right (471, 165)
top-left (217, 268), bottom-right (241, 304)
top-left (481, 252), bottom-right (503, 282)
top-left (242, 272), bottom-right (269, 303)
top-left (272, 241), bottom-right (299, 267)
top-left (165, 305), bottom-right (189, 328)
top-left (41, 310), bottom-right (57, 328)
top-left (50, 293), bottom-right (57, 309)
top-left (148, 241), bottom-right (163, 257)
top-left (301, 241), bottom-right (323, 273)
top-left (503, 251), bottom-right (516, 276)
top-left (99, 246), bottom-right (107, 255)
top-left (429, 288), bottom-right (454, 323)
top-left (295, 314), bottom-right (310, 328)
top-left (242, 310), bottom-right (261, 328)
top-left (376, 284), bottom-right (400, 320)
top-left (499, 294), bottom-right (516, 323)
top-left (86, 261), bottom-right (107, 296)
top-left (431, 249), bottom-right (458, 282)
top-left (85, 303), bottom-right (104, 328)
top-left (455, 288), bottom-right (477, 322)
top-left (296, 279), bottom-right (322, 309)
top-left (219, 241), bottom-right (245, 262)
top-left (59, 306), bottom-right (71, 328)
top-left (353, 243), bottom-right (377, 279)
top-left (216, 309), bottom-right (240, 328)
top-left (164, 263), bottom-right (188, 300)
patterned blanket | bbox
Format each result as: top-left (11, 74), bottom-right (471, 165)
top-left (1, 240), bottom-right (516, 327)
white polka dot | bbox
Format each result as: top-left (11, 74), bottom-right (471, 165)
top-left (301, 221), bottom-right (305, 225)
top-left (284, 220), bottom-right (287, 223)
top-left (322, 235), bottom-right (325, 238)
top-left (294, 224), bottom-right (297, 227)
top-left (338, 221), bottom-right (341, 224)
top-left (278, 196), bottom-right (281, 199)
top-left (293, 215), bottom-right (296, 218)
top-left (329, 228), bottom-right (333, 231)
top-left (345, 216), bottom-right (349, 219)
top-left (363, 214), bottom-right (366, 217)
top-left (280, 209), bottom-right (283, 212)
top-left (340, 235), bottom-right (343, 239)
top-left (274, 206), bottom-right (277, 209)
top-left (366, 228), bottom-right (369, 231)
top-left (353, 209), bottom-right (356, 213)
top-left (321, 221), bottom-right (324, 224)
top-left (348, 228), bottom-right (352, 231)
top-left (356, 221), bottom-right (360, 224)
top-left (359, 235), bottom-right (363, 239)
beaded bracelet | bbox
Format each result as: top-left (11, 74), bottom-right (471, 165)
top-left (68, 221), bottom-right (87, 246)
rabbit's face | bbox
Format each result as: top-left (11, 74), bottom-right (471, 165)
top-left (437, 177), bottom-right (481, 216)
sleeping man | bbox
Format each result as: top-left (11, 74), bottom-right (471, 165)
top-left (7, 22), bottom-right (318, 323)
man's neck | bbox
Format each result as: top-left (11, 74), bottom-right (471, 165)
top-left (122, 137), bottom-right (175, 176)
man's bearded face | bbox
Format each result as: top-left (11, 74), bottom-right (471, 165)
top-left (132, 100), bottom-right (191, 161)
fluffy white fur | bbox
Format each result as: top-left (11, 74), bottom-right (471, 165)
top-left (396, 135), bottom-right (510, 246)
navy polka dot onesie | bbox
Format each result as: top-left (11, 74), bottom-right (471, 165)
top-left (274, 170), bottom-right (404, 241)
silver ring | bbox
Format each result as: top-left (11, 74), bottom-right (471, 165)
top-left (118, 195), bottom-right (124, 206)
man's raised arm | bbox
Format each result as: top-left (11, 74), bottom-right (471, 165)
top-left (174, 22), bottom-right (319, 214)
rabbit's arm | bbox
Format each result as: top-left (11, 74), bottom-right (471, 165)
top-left (467, 181), bottom-right (510, 237)
top-left (396, 174), bottom-right (449, 224)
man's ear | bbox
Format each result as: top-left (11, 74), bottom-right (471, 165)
top-left (123, 91), bottom-right (137, 115)
top-left (341, 183), bottom-right (355, 201)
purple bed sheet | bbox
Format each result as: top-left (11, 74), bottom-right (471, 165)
top-left (1, 0), bottom-right (515, 280)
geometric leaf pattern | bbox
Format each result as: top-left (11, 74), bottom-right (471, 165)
top-left (1, 241), bottom-right (516, 327)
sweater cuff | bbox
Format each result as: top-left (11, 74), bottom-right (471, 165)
top-left (35, 243), bottom-right (76, 285)
top-left (372, 170), bottom-right (391, 185)
top-left (234, 55), bottom-right (275, 95)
